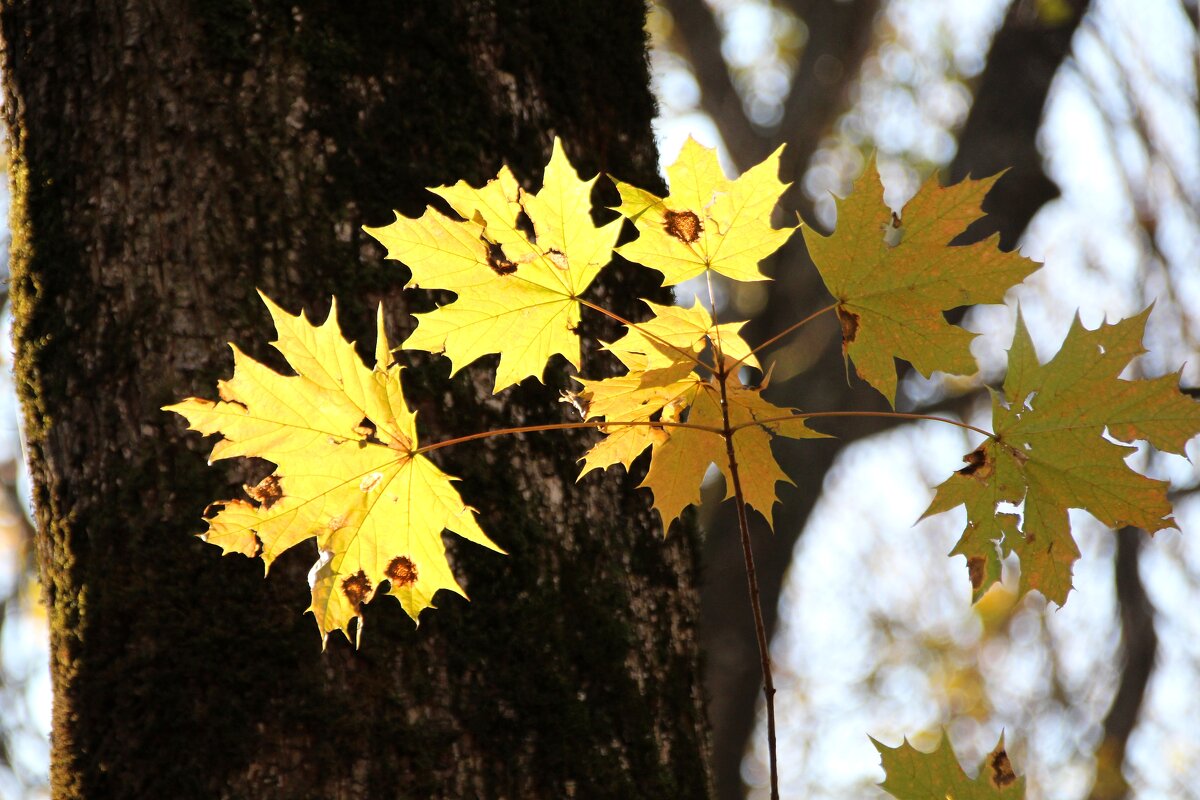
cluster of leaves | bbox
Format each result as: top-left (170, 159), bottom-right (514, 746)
top-left (167, 138), bottom-right (1200, 795)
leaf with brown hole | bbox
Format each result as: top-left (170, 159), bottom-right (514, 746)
top-left (364, 138), bottom-right (621, 392)
top-left (165, 293), bottom-right (502, 647)
top-left (245, 474), bottom-right (283, 508)
top-left (874, 732), bottom-right (1025, 799)
top-left (924, 308), bottom-right (1200, 605)
top-left (612, 137), bottom-right (796, 285)
top-left (804, 162), bottom-right (1040, 406)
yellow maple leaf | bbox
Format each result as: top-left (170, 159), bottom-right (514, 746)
top-left (639, 375), bottom-right (826, 530)
top-left (165, 293), bottom-right (502, 646)
top-left (576, 303), bottom-right (825, 529)
top-left (601, 298), bottom-right (760, 374)
top-left (805, 163), bottom-right (1040, 406)
top-left (613, 137), bottom-right (796, 285)
top-left (364, 138), bottom-right (621, 392)
top-left (924, 308), bottom-right (1200, 605)
top-left (576, 300), bottom-right (755, 475)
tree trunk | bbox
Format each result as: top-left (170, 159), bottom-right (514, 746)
top-left (1, 2), bottom-right (712, 798)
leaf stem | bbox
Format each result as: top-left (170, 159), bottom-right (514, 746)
top-left (413, 418), bottom-right (723, 457)
top-left (730, 302), bottom-right (838, 372)
top-left (749, 410), bottom-right (993, 438)
top-left (714, 358), bottom-right (781, 800)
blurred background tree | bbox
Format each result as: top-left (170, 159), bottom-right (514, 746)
top-left (647, 0), bottom-right (1199, 797)
top-left (1, 0), bottom-right (1198, 798)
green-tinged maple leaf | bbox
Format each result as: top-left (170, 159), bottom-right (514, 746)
top-left (924, 308), bottom-right (1200, 604)
top-left (613, 137), bottom-right (796, 285)
top-left (874, 733), bottom-right (1025, 799)
top-left (364, 138), bottom-right (621, 392)
top-left (165, 293), bottom-right (502, 646)
top-left (805, 164), bottom-right (1039, 406)
top-left (576, 301), bottom-right (825, 529)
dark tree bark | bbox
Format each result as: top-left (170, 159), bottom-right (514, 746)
top-left (1, 2), bottom-right (713, 798)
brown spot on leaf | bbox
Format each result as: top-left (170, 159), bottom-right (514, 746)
top-left (967, 556), bottom-right (986, 591)
top-left (386, 556), bottom-right (418, 587)
top-left (958, 446), bottom-right (993, 480)
top-left (341, 571), bottom-right (373, 606)
top-left (484, 240), bottom-right (517, 275)
top-left (989, 749), bottom-right (1017, 788)
top-left (836, 306), bottom-right (860, 348)
top-left (245, 475), bottom-right (283, 508)
top-left (663, 209), bottom-right (702, 243)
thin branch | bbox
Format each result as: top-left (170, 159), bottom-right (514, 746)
top-left (732, 302), bottom-right (837, 371)
top-left (734, 410), bottom-right (993, 439)
top-left (413, 417), bottom-right (724, 457)
top-left (714, 358), bottom-right (780, 800)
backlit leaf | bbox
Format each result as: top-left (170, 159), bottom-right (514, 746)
top-left (875, 733), bottom-right (1025, 799)
top-left (577, 303), bottom-right (826, 530)
top-left (613, 137), bottom-right (796, 285)
top-left (364, 139), bottom-right (621, 392)
top-left (165, 293), bottom-right (501, 646)
top-left (805, 164), bottom-right (1039, 405)
top-left (924, 308), bottom-right (1200, 604)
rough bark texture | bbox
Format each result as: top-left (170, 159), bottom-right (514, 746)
top-left (1, 2), bottom-right (713, 798)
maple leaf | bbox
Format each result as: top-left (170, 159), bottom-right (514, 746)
top-left (364, 138), bottom-right (621, 392)
top-left (874, 733), bottom-right (1025, 799)
top-left (805, 164), bottom-right (1039, 406)
top-left (924, 308), bottom-right (1200, 604)
top-left (576, 300), bottom-right (825, 529)
top-left (165, 293), bottom-right (501, 646)
top-left (601, 298), bottom-right (760, 374)
top-left (639, 374), bottom-right (825, 530)
top-left (612, 137), bottom-right (796, 285)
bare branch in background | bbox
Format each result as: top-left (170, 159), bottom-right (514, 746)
top-left (949, 0), bottom-right (1090, 249)
top-left (1087, 528), bottom-right (1158, 800)
top-left (773, 0), bottom-right (882, 220)
top-left (665, 0), bottom-right (772, 168)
